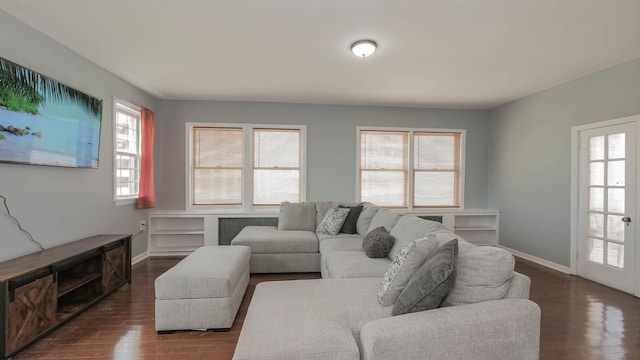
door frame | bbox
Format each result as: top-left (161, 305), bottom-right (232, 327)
top-left (570, 114), bottom-right (640, 297)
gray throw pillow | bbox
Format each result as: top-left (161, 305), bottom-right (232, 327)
top-left (377, 236), bottom-right (439, 306)
top-left (392, 239), bottom-right (458, 316)
top-left (278, 202), bottom-right (317, 231)
top-left (362, 226), bottom-right (395, 258)
top-left (339, 204), bottom-right (364, 234)
top-left (316, 208), bottom-right (351, 235)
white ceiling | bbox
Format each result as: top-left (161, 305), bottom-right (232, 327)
top-left (1, 0), bottom-right (639, 109)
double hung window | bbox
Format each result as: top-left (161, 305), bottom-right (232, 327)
top-left (188, 123), bottom-right (305, 209)
top-left (113, 100), bottom-right (141, 203)
top-left (358, 128), bottom-right (464, 208)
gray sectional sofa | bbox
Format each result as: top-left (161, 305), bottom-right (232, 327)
top-left (231, 201), bottom-right (541, 360)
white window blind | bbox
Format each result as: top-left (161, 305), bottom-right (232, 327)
top-left (192, 127), bottom-right (243, 205)
top-left (360, 131), bottom-right (408, 207)
top-left (253, 128), bottom-right (301, 205)
top-left (414, 132), bottom-right (461, 207)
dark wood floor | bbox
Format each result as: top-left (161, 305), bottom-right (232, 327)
top-left (12, 257), bottom-right (640, 360)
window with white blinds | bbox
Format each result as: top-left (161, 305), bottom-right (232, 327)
top-left (188, 123), bottom-right (305, 209)
top-left (253, 128), bottom-right (301, 205)
top-left (193, 127), bottom-right (243, 205)
top-left (358, 128), bottom-right (464, 209)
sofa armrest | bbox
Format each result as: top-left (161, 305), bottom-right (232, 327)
top-left (360, 298), bottom-right (540, 360)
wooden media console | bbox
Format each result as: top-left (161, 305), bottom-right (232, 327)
top-left (0, 234), bottom-right (132, 359)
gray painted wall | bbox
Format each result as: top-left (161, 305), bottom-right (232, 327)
top-left (155, 101), bottom-right (489, 210)
top-left (488, 58), bottom-right (640, 266)
top-left (0, 10), bottom-right (157, 262)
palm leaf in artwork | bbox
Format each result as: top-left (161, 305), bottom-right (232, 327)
top-left (0, 57), bottom-right (101, 117)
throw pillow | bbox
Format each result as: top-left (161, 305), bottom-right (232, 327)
top-left (277, 202), bottom-right (317, 231)
top-left (392, 239), bottom-right (458, 315)
top-left (377, 236), bottom-right (439, 306)
top-left (316, 208), bottom-right (351, 236)
top-left (441, 244), bottom-right (515, 307)
top-left (362, 226), bottom-right (395, 258)
top-left (339, 204), bottom-right (364, 234)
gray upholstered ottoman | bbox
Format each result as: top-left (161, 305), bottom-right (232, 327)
top-left (154, 245), bottom-right (251, 332)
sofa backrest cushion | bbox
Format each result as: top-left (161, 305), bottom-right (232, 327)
top-left (441, 243), bottom-right (515, 306)
top-left (278, 202), bottom-right (317, 231)
top-left (392, 239), bottom-right (458, 315)
top-left (367, 208), bottom-right (402, 235)
top-left (315, 201), bottom-right (338, 226)
top-left (357, 205), bottom-right (379, 236)
top-left (388, 215), bottom-right (446, 260)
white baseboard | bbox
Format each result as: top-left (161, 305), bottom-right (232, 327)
top-left (132, 251), bottom-right (149, 266)
top-left (499, 245), bottom-right (572, 274)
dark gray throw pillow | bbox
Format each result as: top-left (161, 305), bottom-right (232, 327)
top-left (392, 239), bottom-right (458, 316)
top-left (339, 204), bottom-right (364, 234)
top-left (363, 226), bottom-right (395, 258)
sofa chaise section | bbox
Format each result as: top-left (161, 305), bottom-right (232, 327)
top-left (233, 277), bottom-right (540, 360)
top-left (231, 226), bottom-right (320, 273)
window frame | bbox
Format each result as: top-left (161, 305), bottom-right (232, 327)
top-left (186, 122), bottom-right (307, 211)
top-left (113, 98), bottom-right (142, 205)
top-left (356, 126), bottom-right (466, 210)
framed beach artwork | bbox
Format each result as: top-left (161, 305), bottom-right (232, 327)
top-left (0, 56), bottom-right (103, 168)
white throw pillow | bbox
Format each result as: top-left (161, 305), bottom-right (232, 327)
top-left (316, 208), bottom-right (351, 236)
top-left (378, 235), bottom-right (439, 306)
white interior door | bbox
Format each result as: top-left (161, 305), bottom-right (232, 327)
top-left (577, 122), bottom-right (636, 294)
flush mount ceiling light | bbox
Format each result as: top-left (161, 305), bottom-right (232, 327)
top-left (351, 40), bottom-right (377, 58)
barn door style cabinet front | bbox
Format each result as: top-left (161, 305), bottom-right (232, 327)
top-left (0, 234), bottom-right (131, 359)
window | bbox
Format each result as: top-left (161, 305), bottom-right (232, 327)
top-left (113, 99), bottom-right (141, 203)
top-left (187, 123), bottom-right (305, 209)
top-left (193, 127), bottom-right (243, 205)
top-left (358, 128), bottom-right (464, 209)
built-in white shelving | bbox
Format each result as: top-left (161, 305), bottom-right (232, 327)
top-left (409, 209), bottom-right (499, 246)
top-left (148, 209), bottom-right (499, 256)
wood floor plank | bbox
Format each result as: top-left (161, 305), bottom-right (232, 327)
top-left (11, 257), bottom-right (640, 359)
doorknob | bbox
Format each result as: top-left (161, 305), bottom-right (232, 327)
top-left (622, 217), bottom-right (632, 224)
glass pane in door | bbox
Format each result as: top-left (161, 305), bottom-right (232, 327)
top-left (586, 132), bottom-right (626, 269)
top-left (607, 242), bottom-right (624, 268)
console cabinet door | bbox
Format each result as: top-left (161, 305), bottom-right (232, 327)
top-left (5, 274), bottom-right (56, 355)
top-left (102, 245), bottom-right (126, 293)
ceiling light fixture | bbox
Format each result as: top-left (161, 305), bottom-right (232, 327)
top-left (351, 40), bottom-right (377, 58)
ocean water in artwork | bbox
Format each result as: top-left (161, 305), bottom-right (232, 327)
top-left (0, 102), bottom-right (100, 168)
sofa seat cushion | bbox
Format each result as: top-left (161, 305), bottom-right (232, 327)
top-left (325, 251), bottom-right (391, 279)
top-left (388, 215), bottom-right (446, 259)
top-left (318, 234), bottom-right (363, 253)
top-left (233, 278), bottom-right (391, 360)
top-left (155, 245), bottom-right (251, 300)
top-left (231, 226), bottom-right (318, 253)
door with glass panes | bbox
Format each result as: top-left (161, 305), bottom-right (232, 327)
top-left (577, 122), bottom-right (636, 294)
